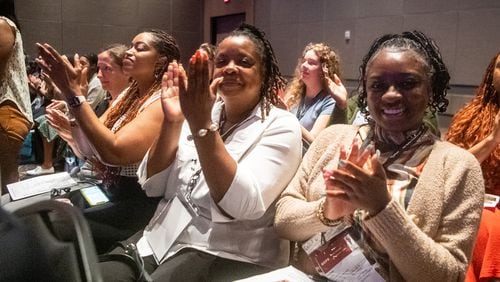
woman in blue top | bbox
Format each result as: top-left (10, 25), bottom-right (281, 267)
top-left (284, 43), bottom-right (348, 151)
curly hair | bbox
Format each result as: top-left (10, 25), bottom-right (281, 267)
top-left (447, 53), bottom-right (499, 193)
top-left (104, 29), bottom-right (180, 132)
top-left (225, 23), bottom-right (287, 119)
top-left (357, 31), bottom-right (450, 118)
top-left (286, 43), bottom-right (341, 109)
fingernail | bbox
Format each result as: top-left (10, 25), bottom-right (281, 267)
top-left (375, 149), bottom-right (381, 158)
top-left (365, 144), bottom-right (374, 153)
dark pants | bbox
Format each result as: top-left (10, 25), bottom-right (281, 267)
top-left (68, 176), bottom-right (160, 253)
top-left (100, 231), bottom-right (272, 282)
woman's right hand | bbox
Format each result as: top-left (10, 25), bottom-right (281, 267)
top-left (35, 43), bottom-right (86, 99)
top-left (160, 61), bottom-right (186, 124)
top-left (179, 50), bottom-right (217, 130)
top-left (322, 140), bottom-right (374, 219)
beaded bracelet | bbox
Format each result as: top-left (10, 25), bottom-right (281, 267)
top-left (187, 123), bottom-right (219, 141)
top-left (317, 198), bottom-right (344, 227)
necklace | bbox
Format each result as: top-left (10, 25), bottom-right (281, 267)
top-left (218, 104), bottom-right (253, 141)
top-left (295, 90), bottom-right (323, 120)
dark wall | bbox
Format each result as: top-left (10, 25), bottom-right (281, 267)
top-left (16, 0), bottom-right (203, 66)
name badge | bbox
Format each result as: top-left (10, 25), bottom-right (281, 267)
top-left (302, 223), bottom-right (385, 281)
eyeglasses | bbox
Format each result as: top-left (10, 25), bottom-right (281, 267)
top-left (50, 187), bottom-right (71, 198)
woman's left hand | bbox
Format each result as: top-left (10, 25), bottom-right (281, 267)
top-left (179, 50), bottom-right (218, 130)
top-left (46, 108), bottom-right (73, 143)
top-left (325, 73), bottom-right (348, 109)
top-left (327, 146), bottom-right (392, 215)
top-left (35, 43), bottom-right (86, 99)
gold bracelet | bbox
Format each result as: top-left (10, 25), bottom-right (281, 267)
top-left (317, 198), bottom-right (344, 227)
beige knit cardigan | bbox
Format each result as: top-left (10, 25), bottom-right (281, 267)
top-left (275, 124), bottom-right (485, 281)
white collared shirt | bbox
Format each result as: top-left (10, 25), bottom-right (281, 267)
top-left (137, 101), bottom-right (302, 268)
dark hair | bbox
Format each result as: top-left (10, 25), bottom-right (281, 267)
top-left (0, 0), bottom-right (20, 31)
top-left (226, 23), bottom-right (286, 118)
top-left (82, 53), bottom-right (98, 78)
top-left (147, 29), bottom-right (181, 78)
top-left (357, 31), bottom-right (450, 117)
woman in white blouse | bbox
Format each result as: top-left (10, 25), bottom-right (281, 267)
top-left (100, 24), bottom-right (302, 281)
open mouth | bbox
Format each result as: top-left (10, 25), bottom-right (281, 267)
top-left (382, 107), bottom-right (405, 116)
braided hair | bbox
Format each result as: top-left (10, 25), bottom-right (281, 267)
top-left (286, 42), bottom-right (342, 109)
top-left (446, 53), bottom-right (500, 193)
top-left (357, 31), bottom-right (450, 117)
top-left (104, 29), bottom-right (180, 131)
top-left (226, 23), bottom-right (287, 119)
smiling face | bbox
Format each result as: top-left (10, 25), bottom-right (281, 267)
top-left (213, 35), bottom-right (263, 105)
top-left (300, 49), bottom-right (322, 86)
top-left (365, 48), bottom-right (431, 133)
top-left (122, 32), bottom-right (160, 80)
top-left (97, 51), bottom-right (129, 94)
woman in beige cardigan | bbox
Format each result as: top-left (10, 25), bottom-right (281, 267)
top-left (275, 31), bottom-right (485, 281)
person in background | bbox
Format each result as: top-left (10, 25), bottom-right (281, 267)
top-left (446, 52), bottom-right (500, 282)
top-left (275, 31), bottom-right (484, 281)
top-left (36, 30), bottom-right (180, 252)
top-left (446, 52), bottom-right (499, 195)
top-left (46, 44), bottom-right (131, 174)
top-left (25, 52), bottom-right (108, 176)
top-left (0, 0), bottom-right (33, 194)
top-left (99, 23), bottom-right (302, 281)
top-left (284, 43), bottom-right (347, 151)
top-left (80, 53), bottom-right (107, 112)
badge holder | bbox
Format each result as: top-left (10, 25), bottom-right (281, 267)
top-left (302, 223), bottom-right (385, 281)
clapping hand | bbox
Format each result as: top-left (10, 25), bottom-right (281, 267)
top-left (324, 139), bottom-right (391, 216)
top-left (325, 72), bottom-right (348, 109)
top-left (46, 106), bottom-right (73, 143)
top-left (160, 61), bottom-right (185, 123)
top-left (180, 50), bottom-right (219, 131)
top-left (36, 43), bottom-right (87, 100)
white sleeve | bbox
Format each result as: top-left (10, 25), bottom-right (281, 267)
top-left (212, 112), bottom-right (302, 222)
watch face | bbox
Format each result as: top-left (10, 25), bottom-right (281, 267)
top-left (68, 96), bottom-right (85, 108)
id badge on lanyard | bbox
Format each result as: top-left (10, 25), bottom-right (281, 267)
top-left (145, 167), bottom-right (204, 264)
